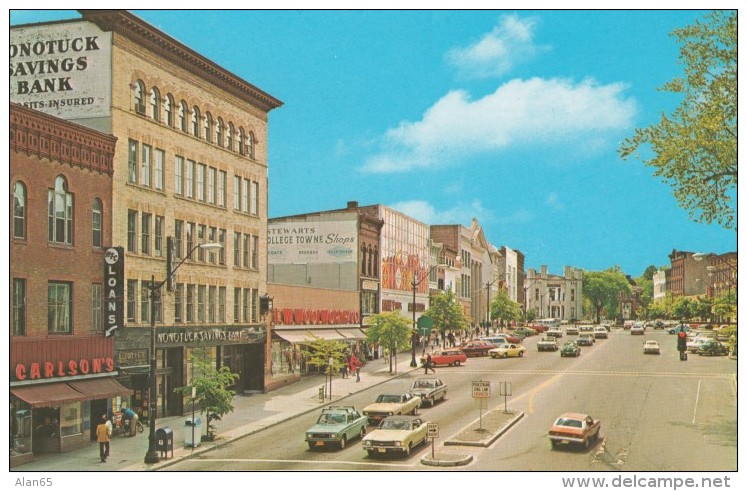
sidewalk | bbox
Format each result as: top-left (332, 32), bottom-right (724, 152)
top-left (13, 354), bottom-right (421, 472)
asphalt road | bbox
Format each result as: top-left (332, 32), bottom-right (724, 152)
top-left (163, 328), bottom-right (736, 472)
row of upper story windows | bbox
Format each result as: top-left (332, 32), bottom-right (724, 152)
top-left (13, 177), bottom-right (104, 248)
top-left (133, 80), bottom-right (259, 159)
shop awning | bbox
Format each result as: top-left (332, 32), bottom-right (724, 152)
top-left (308, 329), bottom-right (346, 340)
top-left (336, 328), bottom-right (367, 340)
top-left (67, 378), bottom-right (132, 399)
top-left (275, 329), bottom-right (317, 343)
top-left (11, 383), bottom-right (89, 408)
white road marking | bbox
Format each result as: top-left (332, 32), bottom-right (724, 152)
top-left (692, 379), bottom-right (702, 424)
top-left (191, 458), bottom-right (416, 468)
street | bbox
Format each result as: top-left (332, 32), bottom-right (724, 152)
top-left (162, 328), bottom-right (736, 471)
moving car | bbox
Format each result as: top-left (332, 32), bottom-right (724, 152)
top-left (421, 349), bottom-right (467, 367)
top-left (513, 327), bottom-right (538, 338)
top-left (537, 336), bottom-right (559, 352)
top-left (458, 340), bottom-right (496, 357)
top-left (577, 334), bottom-right (595, 346)
top-left (697, 339), bottom-right (729, 356)
top-left (565, 325), bottom-right (579, 335)
top-left (305, 406), bottom-right (368, 450)
top-left (546, 327), bottom-right (564, 338)
top-left (480, 333), bottom-right (522, 344)
top-left (560, 340), bottom-right (581, 357)
top-left (578, 325), bottom-right (594, 333)
top-left (669, 325), bottom-right (691, 335)
top-left (594, 326), bottom-right (608, 339)
top-left (630, 324), bottom-right (645, 335)
top-left (362, 415), bottom-right (428, 457)
top-left (363, 392), bottom-right (421, 426)
top-left (548, 413), bottom-right (601, 450)
top-left (489, 343), bottom-right (527, 359)
top-left (643, 340), bottom-right (661, 354)
top-left (410, 377), bottom-right (447, 407)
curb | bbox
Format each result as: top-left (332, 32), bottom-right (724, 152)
top-left (444, 411), bottom-right (525, 447)
top-left (421, 453), bottom-right (474, 467)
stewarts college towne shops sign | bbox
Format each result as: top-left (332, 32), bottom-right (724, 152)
top-left (10, 21), bottom-right (112, 119)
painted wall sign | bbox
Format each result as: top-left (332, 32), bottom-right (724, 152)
top-left (10, 21), bottom-right (112, 119)
top-left (268, 220), bottom-right (357, 264)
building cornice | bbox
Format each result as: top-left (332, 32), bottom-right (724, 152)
top-left (79, 10), bottom-right (283, 113)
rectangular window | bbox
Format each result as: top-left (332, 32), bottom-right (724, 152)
top-left (243, 234), bottom-right (250, 268)
top-left (242, 288), bottom-right (249, 322)
top-left (250, 181), bottom-right (259, 215)
top-left (209, 227), bottom-right (217, 263)
top-left (141, 282), bottom-right (150, 323)
top-left (234, 288), bottom-right (241, 322)
top-left (141, 144), bottom-right (152, 187)
top-left (186, 284), bottom-right (195, 323)
top-left (197, 163), bottom-right (206, 201)
top-left (233, 232), bottom-right (241, 267)
top-left (92, 283), bottom-right (103, 333)
top-left (242, 179), bottom-right (249, 213)
top-left (174, 283), bottom-right (183, 323)
top-left (155, 216), bottom-right (164, 257)
top-left (208, 167), bottom-right (216, 204)
top-left (252, 289), bottom-right (259, 323)
top-left (219, 287), bottom-right (226, 323)
top-left (127, 279), bottom-right (138, 322)
top-left (155, 148), bottom-right (165, 191)
top-left (218, 171), bottom-right (227, 207)
top-left (12, 278), bottom-right (26, 336)
top-left (233, 175), bottom-right (241, 210)
top-left (197, 225), bottom-right (206, 261)
top-left (218, 229), bottom-right (226, 265)
top-left (141, 212), bottom-right (152, 255)
top-left (197, 285), bottom-right (206, 323)
top-left (127, 210), bottom-right (138, 252)
top-left (208, 286), bottom-right (216, 323)
top-left (92, 202), bottom-right (102, 248)
top-left (174, 220), bottom-right (183, 259)
top-left (185, 159), bottom-right (195, 198)
top-left (251, 235), bottom-right (259, 270)
top-left (128, 139), bottom-right (138, 183)
top-left (48, 282), bottom-right (72, 334)
top-left (175, 156), bottom-right (184, 196)
top-left (186, 222), bottom-right (194, 260)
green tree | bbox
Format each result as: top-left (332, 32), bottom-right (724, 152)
top-left (301, 338), bottom-right (348, 375)
top-left (583, 270), bottom-right (632, 323)
top-left (672, 297), bottom-right (695, 320)
top-left (424, 287), bottom-right (468, 338)
top-left (619, 10), bottom-right (737, 229)
top-left (366, 311), bottom-right (413, 373)
top-left (176, 349), bottom-right (239, 440)
top-left (490, 288), bottom-right (522, 328)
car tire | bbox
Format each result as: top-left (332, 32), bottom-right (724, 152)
top-left (405, 442), bottom-right (412, 456)
top-left (359, 427), bottom-right (366, 440)
top-left (454, 360), bottom-right (461, 366)
top-left (412, 405), bottom-right (418, 415)
top-left (308, 442), bottom-right (316, 450)
top-left (550, 440), bottom-right (558, 450)
top-left (502, 353), bottom-right (508, 358)
top-left (339, 435), bottom-right (347, 450)
top-left (367, 450), bottom-right (375, 457)
top-left (519, 351), bottom-right (524, 357)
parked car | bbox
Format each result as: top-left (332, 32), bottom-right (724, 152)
top-left (630, 324), bottom-right (645, 335)
top-left (459, 340), bottom-right (497, 357)
top-left (687, 337), bottom-right (710, 354)
top-left (305, 406), bottom-right (368, 450)
top-left (537, 336), bottom-right (560, 352)
top-left (560, 340), bottom-right (581, 357)
top-left (480, 333), bottom-right (522, 344)
top-left (362, 415), bottom-right (428, 457)
top-left (669, 325), bottom-right (691, 335)
top-left (548, 413), bottom-right (601, 450)
top-left (409, 377), bottom-right (447, 407)
top-left (421, 349), bottom-right (467, 367)
top-left (593, 326), bottom-right (609, 339)
top-left (578, 325), bottom-right (594, 333)
top-left (362, 392), bottom-right (421, 426)
top-left (643, 340), bottom-right (661, 354)
top-left (697, 339), bottom-right (729, 356)
top-left (489, 343), bottom-right (527, 359)
top-left (546, 328), bottom-right (564, 338)
top-left (565, 325), bottom-right (579, 335)
top-left (514, 327), bottom-right (538, 338)
top-left (577, 334), bottom-right (595, 346)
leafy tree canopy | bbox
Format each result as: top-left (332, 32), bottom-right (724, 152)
top-left (582, 270), bottom-right (632, 323)
top-left (424, 288), bottom-right (468, 335)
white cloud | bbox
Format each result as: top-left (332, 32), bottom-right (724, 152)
top-left (388, 199), bottom-right (492, 225)
top-left (445, 14), bottom-right (545, 79)
top-left (544, 192), bottom-right (564, 211)
top-left (362, 77), bottom-right (637, 174)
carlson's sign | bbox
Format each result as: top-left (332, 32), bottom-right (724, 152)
top-left (14, 357), bottom-right (115, 382)
top-left (104, 247), bottom-right (124, 337)
top-left (273, 308), bottom-right (360, 326)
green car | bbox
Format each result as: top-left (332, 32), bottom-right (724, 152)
top-left (305, 406), bottom-right (368, 450)
top-left (514, 327), bottom-right (538, 338)
top-left (697, 340), bottom-right (729, 356)
top-left (560, 341), bottom-right (581, 357)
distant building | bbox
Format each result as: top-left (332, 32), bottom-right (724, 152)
top-left (653, 270), bottom-right (668, 300)
top-left (525, 266), bottom-right (584, 321)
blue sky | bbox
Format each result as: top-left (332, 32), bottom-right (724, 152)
top-left (8, 8), bottom-right (738, 277)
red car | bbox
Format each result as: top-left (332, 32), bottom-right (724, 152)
top-left (421, 349), bottom-right (467, 366)
top-left (458, 341), bottom-right (496, 357)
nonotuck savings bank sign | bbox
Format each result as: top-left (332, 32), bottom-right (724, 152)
top-left (10, 21), bottom-right (112, 119)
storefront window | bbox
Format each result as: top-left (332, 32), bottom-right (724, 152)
top-left (60, 402), bottom-right (85, 437)
top-left (10, 398), bottom-right (32, 457)
top-left (271, 340), bottom-right (299, 376)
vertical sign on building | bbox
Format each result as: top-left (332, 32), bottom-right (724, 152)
top-left (104, 247), bottom-right (124, 337)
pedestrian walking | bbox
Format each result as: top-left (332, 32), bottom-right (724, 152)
top-left (96, 415), bottom-right (110, 462)
top-left (104, 415), bottom-right (112, 458)
top-left (350, 353), bottom-right (362, 382)
top-left (341, 354), bottom-right (349, 378)
top-left (424, 352), bottom-right (435, 374)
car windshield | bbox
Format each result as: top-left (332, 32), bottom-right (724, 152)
top-left (380, 419), bottom-right (412, 431)
top-left (376, 395), bottom-right (402, 403)
top-left (318, 413), bottom-right (347, 424)
top-left (556, 418), bottom-right (583, 428)
top-left (413, 381), bottom-right (434, 389)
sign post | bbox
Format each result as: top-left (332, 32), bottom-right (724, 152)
top-left (499, 381), bottom-right (512, 413)
top-left (472, 380), bottom-right (491, 431)
top-left (427, 422), bottom-right (439, 459)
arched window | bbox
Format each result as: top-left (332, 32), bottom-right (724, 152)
top-left (247, 131), bottom-right (256, 159)
top-left (238, 128), bottom-right (246, 156)
top-left (204, 112), bottom-right (213, 143)
top-left (134, 80), bottom-right (145, 114)
top-left (164, 94), bottom-right (174, 127)
top-left (92, 198), bottom-right (103, 248)
top-left (227, 123), bottom-right (235, 151)
top-left (13, 181), bottom-right (26, 239)
top-left (368, 245), bottom-right (374, 276)
top-left (149, 87), bottom-right (161, 122)
top-left (361, 243), bottom-right (367, 275)
top-left (216, 118), bottom-right (224, 147)
top-left (191, 106), bottom-right (201, 138)
top-left (373, 247), bottom-right (379, 277)
top-left (48, 175), bottom-right (73, 245)
top-left (178, 100), bottom-right (188, 132)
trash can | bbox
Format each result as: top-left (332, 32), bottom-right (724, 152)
top-left (155, 427), bottom-right (173, 458)
top-left (184, 417), bottom-right (202, 447)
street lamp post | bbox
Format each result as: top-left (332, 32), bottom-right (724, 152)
top-left (410, 263), bottom-right (445, 367)
top-left (144, 242), bottom-right (222, 464)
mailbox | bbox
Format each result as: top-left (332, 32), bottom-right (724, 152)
top-left (155, 427), bottom-right (173, 458)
